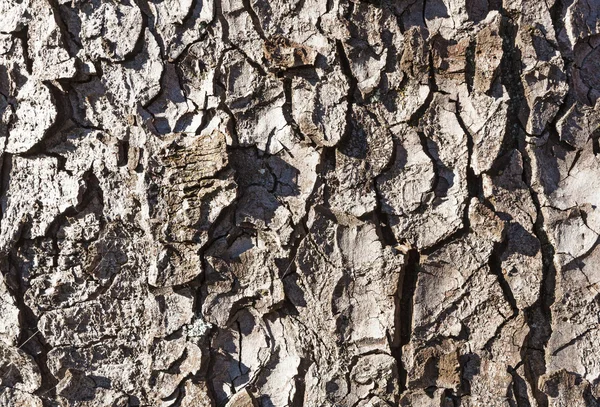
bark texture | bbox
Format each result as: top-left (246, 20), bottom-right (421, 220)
top-left (0, 0), bottom-right (599, 406)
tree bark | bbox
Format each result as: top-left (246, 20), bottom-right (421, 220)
top-left (0, 0), bottom-right (599, 406)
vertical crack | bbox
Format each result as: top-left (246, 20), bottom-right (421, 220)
top-left (499, 11), bottom-right (525, 152)
top-left (397, 247), bottom-right (420, 393)
top-left (489, 239), bottom-right (519, 315)
top-left (498, 8), bottom-right (555, 406)
top-left (335, 39), bottom-right (359, 107)
top-left (215, 0), bottom-right (231, 44)
top-left (483, 238), bottom-right (520, 351)
top-left (465, 39), bottom-right (476, 94)
top-left (12, 27), bottom-right (32, 74)
top-left (454, 97), bottom-right (483, 201)
top-left (519, 144), bottom-right (556, 407)
top-left (290, 357), bottom-right (311, 407)
top-left (0, 152), bottom-right (12, 228)
top-left (235, 319), bottom-right (244, 390)
top-left (241, 0), bottom-right (266, 41)
top-left (4, 237), bottom-right (59, 401)
top-left (508, 362), bottom-right (533, 407)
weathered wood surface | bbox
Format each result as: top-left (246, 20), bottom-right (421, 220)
top-left (0, 0), bottom-right (599, 405)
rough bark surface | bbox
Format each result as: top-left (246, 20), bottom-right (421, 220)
top-left (0, 0), bottom-right (599, 406)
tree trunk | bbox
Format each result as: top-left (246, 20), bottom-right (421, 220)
top-left (0, 0), bottom-right (599, 405)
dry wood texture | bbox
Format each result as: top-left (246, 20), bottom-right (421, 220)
top-left (0, 0), bottom-right (600, 405)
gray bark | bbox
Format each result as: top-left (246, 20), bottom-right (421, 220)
top-left (0, 0), bottom-right (599, 406)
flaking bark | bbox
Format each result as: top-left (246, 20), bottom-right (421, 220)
top-left (0, 0), bottom-right (599, 406)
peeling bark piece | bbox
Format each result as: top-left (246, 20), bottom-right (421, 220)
top-left (180, 380), bottom-right (214, 407)
top-left (252, 0), bottom-right (330, 59)
top-left (151, 242), bottom-right (203, 288)
top-left (236, 185), bottom-right (292, 233)
top-left (0, 387), bottom-right (43, 407)
top-left (100, 29), bottom-right (163, 108)
top-left (520, 62), bottom-right (569, 135)
top-left (404, 201), bottom-right (515, 400)
top-left (6, 79), bottom-right (56, 153)
top-left (28, 0), bottom-right (77, 80)
top-left (294, 207), bottom-right (401, 352)
top-left (381, 26), bottom-right (429, 124)
top-left (541, 370), bottom-right (599, 407)
top-left (40, 287), bottom-right (196, 405)
top-left (379, 94), bottom-right (469, 249)
top-left (0, 156), bottom-right (82, 252)
top-left (528, 117), bottom-right (600, 401)
top-left (348, 354), bottom-right (399, 406)
top-left (330, 106), bottom-right (394, 217)
top-left (263, 35), bottom-right (317, 71)
top-left (458, 88), bottom-right (509, 175)
top-left (58, 388), bottom-right (130, 407)
top-left (377, 124), bottom-right (435, 218)
top-left (266, 142), bottom-right (319, 224)
top-left (60, 0), bottom-right (143, 62)
top-left (400, 388), bottom-right (453, 407)
top-left (150, 129), bottom-right (231, 219)
top-left (408, 201), bottom-right (506, 345)
top-left (0, 343), bottom-right (42, 393)
top-left (147, 63), bottom-right (203, 134)
top-left (283, 206), bottom-right (403, 405)
top-left (250, 316), bottom-right (303, 407)
top-left (219, 0), bottom-right (263, 63)
top-left (202, 233), bottom-right (286, 326)
top-left (23, 206), bottom-right (111, 315)
top-left (0, 277), bottom-right (20, 346)
top-left (220, 50), bottom-right (292, 152)
top-left (0, 0), bottom-right (30, 33)
top-left (425, 0), bottom-right (470, 39)
top-left (45, 127), bottom-right (143, 224)
top-left (70, 79), bottom-right (129, 139)
top-left (402, 342), bottom-right (462, 393)
top-left (474, 11), bottom-right (503, 93)
top-left (541, 140), bottom-right (600, 211)
top-left (147, 0), bottom-right (214, 60)
top-left (516, 3), bottom-right (569, 135)
top-left (546, 207), bottom-right (598, 258)
top-left (178, 33), bottom-right (222, 114)
top-left (563, 0), bottom-right (600, 48)
top-left (47, 341), bottom-right (149, 403)
top-left (0, 33), bottom-right (29, 96)
top-left (151, 339), bottom-right (203, 400)
top-left (235, 99), bottom-right (293, 153)
top-left (47, 128), bottom-right (118, 174)
top-left (547, 244), bottom-right (600, 384)
top-left (556, 101), bottom-right (600, 149)
top-left (483, 150), bottom-right (542, 310)
top-left (40, 288), bottom-right (191, 345)
top-left (147, 126), bottom-right (236, 287)
top-left (573, 41), bottom-right (600, 105)
top-left (225, 388), bottom-right (258, 407)
top-left (39, 300), bottom-right (141, 347)
top-left (47, 334), bottom-right (199, 405)
top-left (291, 65), bottom-right (349, 147)
top-left (546, 206), bottom-right (600, 382)
top-left (464, 314), bottom-right (531, 405)
top-left (342, 2), bottom-right (392, 97)
top-left (209, 311), bottom-right (271, 404)
top-left (432, 34), bottom-right (470, 89)
top-left (56, 369), bottom-right (97, 401)
top-left (0, 93), bottom-right (11, 149)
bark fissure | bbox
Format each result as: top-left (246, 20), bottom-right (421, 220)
top-left (0, 0), bottom-right (594, 405)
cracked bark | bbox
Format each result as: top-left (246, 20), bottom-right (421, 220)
top-left (1, 0), bottom-right (600, 406)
